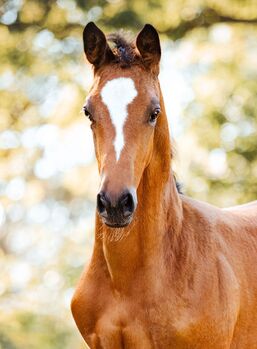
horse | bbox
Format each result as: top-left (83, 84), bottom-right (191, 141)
top-left (71, 22), bottom-right (257, 349)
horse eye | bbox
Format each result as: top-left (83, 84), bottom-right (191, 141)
top-left (83, 106), bottom-right (93, 122)
top-left (149, 108), bottom-right (160, 125)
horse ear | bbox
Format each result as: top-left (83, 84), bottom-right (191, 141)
top-left (136, 24), bottom-right (161, 72)
top-left (83, 22), bottom-right (114, 68)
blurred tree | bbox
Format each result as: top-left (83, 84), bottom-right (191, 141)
top-left (0, 0), bottom-right (256, 348)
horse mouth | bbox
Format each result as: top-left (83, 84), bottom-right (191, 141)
top-left (105, 222), bottom-right (130, 228)
top-left (101, 215), bottom-right (133, 229)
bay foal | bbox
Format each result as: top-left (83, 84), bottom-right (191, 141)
top-left (71, 22), bottom-right (257, 349)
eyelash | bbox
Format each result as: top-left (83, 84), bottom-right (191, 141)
top-left (83, 106), bottom-right (94, 122)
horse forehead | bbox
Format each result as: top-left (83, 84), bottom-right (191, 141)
top-left (100, 77), bottom-right (138, 111)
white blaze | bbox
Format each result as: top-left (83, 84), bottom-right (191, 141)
top-left (101, 77), bottom-right (137, 161)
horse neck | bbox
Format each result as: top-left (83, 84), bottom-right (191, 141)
top-left (94, 93), bottom-right (183, 290)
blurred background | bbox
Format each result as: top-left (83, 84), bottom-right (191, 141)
top-left (0, 0), bottom-right (256, 348)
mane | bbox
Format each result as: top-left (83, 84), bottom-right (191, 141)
top-left (175, 179), bottom-right (183, 194)
top-left (107, 32), bottom-right (141, 68)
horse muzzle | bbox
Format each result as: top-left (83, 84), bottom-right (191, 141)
top-left (97, 189), bottom-right (137, 228)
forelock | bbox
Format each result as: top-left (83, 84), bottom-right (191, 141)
top-left (106, 32), bottom-right (141, 68)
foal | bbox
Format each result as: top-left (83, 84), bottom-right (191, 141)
top-left (71, 22), bottom-right (257, 349)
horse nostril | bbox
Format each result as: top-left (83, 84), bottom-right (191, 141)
top-left (97, 189), bottom-right (136, 224)
top-left (97, 192), bottom-right (109, 217)
top-left (119, 192), bottom-right (135, 217)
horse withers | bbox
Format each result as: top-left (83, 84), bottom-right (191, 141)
top-left (71, 22), bottom-right (257, 349)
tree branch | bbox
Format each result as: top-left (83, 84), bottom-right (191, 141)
top-left (3, 6), bottom-right (257, 40)
top-left (161, 7), bottom-right (257, 40)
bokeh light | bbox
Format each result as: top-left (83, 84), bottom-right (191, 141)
top-left (0, 1), bottom-right (256, 348)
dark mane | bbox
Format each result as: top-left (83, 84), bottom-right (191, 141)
top-left (107, 32), bottom-right (140, 68)
top-left (173, 175), bottom-right (183, 194)
top-left (175, 180), bottom-right (183, 194)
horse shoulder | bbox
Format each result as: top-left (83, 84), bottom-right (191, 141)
top-left (71, 255), bottom-right (152, 348)
top-left (71, 252), bottom-right (113, 343)
top-left (182, 197), bottom-right (257, 346)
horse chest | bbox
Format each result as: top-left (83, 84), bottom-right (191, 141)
top-left (73, 278), bottom-right (229, 349)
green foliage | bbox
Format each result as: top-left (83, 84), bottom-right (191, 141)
top-left (0, 312), bottom-right (78, 349)
top-left (0, 0), bottom-right (256, 348)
